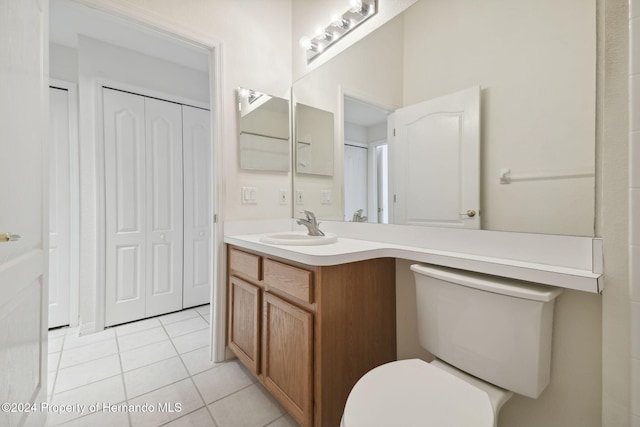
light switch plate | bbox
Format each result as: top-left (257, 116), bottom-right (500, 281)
top-left (241, 187), bottom-right (257, 204)
top-left (295, 190), bottom-right (304, 205)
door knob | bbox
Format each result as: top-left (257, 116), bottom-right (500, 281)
top-left (0, 232), bottom-right (21, 242)
top-left (459, 210), bottom-right (476, 218)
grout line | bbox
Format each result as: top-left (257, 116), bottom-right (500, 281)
top-left (47, 329), bottom-right (68, 401)
top-left (159, 311), bottom-right (218, 426)
top-left (113, 326), bottom-right (133, 427)
top-left (51, 307), bottom-right (229, 427)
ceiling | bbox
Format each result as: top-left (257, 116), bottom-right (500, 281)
top-left (49, 0), bottom-right (209, 72)
top-left (344, 96), bottom-right (391, 127)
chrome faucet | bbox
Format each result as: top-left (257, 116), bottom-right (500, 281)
top-left (297, 210), bottom-right (325, 236)
top-left (352, 209), bottom-right (368, 223)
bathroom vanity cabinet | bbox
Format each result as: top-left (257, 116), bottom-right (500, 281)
top-left (227, 245), bottom-right (396, 427)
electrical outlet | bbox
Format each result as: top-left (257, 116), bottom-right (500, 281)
top-left (295, 190), bottom-right (304, 205)
top-left (279, 189), bottom-right (288, 205)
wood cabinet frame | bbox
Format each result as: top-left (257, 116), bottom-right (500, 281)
top-left (227, 245), bottom-right (396, 427)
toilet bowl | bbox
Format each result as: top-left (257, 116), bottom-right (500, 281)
top-left (341, 359), bottom-right (512, 427)
top-left (341, 264), bottom-right (562, 427)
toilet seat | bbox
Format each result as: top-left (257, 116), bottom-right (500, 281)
top-left (342, 359), bottom-right (495, 427)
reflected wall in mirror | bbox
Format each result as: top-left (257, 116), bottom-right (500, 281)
top-left (295, 103), bottom-right (334, 176)
top-left (237, 87), bottom-right (290, 172)
top-left (292, 0), bottom-right (596, 236)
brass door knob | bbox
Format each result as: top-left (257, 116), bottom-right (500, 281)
top-left (460, 210), bottom-right (476, 218)
top-left (0, 232), bottom-right (21, 242)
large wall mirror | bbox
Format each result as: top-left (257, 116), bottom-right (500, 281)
top-left (292, 0), bottom-right (596, 236)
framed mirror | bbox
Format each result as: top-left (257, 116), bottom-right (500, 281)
top-left (237, 87), bottom-right (290, 172)
top-left (292, 0), bottom-right (596, 236)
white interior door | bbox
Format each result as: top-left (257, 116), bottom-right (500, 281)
top-left (49, 87), bottom-right (71, 328)
top-left (344, 143), bottom-right (368, 221)
top-left (104, 88), bottom-right (147, 326)
top-left (0, 0), bottom-right (49, 425)
top-left (144, 97), bottom-right (183, 317)
top-left (390, 86), bottom-right (480, 229)
top-left (182, 105), bottom-right (212, 308)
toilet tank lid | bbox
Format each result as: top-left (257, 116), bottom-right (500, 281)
top-left (410, 264), bottom-right (563, 302)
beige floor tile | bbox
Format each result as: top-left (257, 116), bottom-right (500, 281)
top-left (180, 347), bottom-right (221, 375)
top-left (59, 338), bottom-right (118, 369)
top-left (120, 340), bottom-right (178, 372)
top-left (159, 309), bottom-right (199, 326)
top-left (163, 407), bottom-right (216, 427)
top-left (208, 383), bottom-right (285, 427)
top-left (124, 356), bottom-right (188, 399)
top-left (171, 329), bottom-right (209, 354)
top-left (128, 379), bottom-right (204, 427)
top-left (54, 354), bottom-right (121, 393)
top-left (192, 361), bottom-right (254, 404)
top-left (117, 326), bottom-right (169, 353)
top-left (47, 376), bottom-right (126, 426)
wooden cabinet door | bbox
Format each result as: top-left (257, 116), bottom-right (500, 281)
top-left (228, 276), bottom-right (261, 375)
top-left (262, 293), bottom-right (313, 427)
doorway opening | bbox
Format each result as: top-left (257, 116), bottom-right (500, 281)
top-left (343, 96), bottom-right (393, 224)
top-left (48, 0), bottom-right (221, 358)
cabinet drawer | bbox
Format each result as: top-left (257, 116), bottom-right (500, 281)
top-left (264, 259), bottom-right (313, 304)
top-left (229, 248), bottom-right (261, 281)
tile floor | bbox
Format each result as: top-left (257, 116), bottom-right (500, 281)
top-left (47, 305), bottom-right (299, 427)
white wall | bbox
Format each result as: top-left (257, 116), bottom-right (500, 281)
top-left (50, 43), bottom-right (78, 83)
top-left (631, 2), bottom-right (640, 424)
top-left (598, 0), bottom-right (631, 424)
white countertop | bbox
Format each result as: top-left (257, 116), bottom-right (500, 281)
top-left (224, 233), bottom-right (602, 293)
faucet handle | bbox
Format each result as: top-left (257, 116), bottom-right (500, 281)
top-left (300, 210), bottom-right (317, 222)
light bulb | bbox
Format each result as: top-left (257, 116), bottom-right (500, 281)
top-left (315, 27), bottom-right (333, 42)
top-left (349, 0), bottom-right (363, 11)
top-left (331, 13), bottom-right (350, 29)
top-left (299, 36), bottom-right (312, 50)
top-left (238, 87), bottom-right (250, 99)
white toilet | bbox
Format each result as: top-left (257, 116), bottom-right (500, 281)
top-left (341, 264), bottom-right (563, 427)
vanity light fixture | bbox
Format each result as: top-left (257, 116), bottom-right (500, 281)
top-left (299, 0), bottom-right (377, 63)
top-left (237, 87), bottom-right (263, 104)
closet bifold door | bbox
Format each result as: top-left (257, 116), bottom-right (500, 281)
top-left (182, 105), bottom-right (212, 308)
top-left (104, 88), bottom-right (184, 326)
top-left (144, 97), bottom-right (184, 317)
top-left (104, 89), bottom-right (147, 326)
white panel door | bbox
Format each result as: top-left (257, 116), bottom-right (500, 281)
top-left (182, 105), bottom-right (212, 308)
top-left (0, 0), bottom-right (48, 425)
top-left (104, 89), bottom-right (147, 326)
top-left (49, 87), bottom-right (71, 328)
top-left (344, 144), bottom-right (368, 221)
top-left (390, 86), bottom-right (480, 229)
top-left (145, 98), bottom-right (183, 316)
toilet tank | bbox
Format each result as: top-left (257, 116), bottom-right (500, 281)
top-left (410, 264), bottom-right (563, 398)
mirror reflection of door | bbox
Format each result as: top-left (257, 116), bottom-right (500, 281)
top-left (390, 86), bottom-right (481, 229)
top-left (343, 96), bottom-right (392, 223)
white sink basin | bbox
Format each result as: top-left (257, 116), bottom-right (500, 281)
top-left (259, 232), bottom-right (338, 246)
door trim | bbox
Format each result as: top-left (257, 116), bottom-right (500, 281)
top-left (49, 79), bottom-right (80, 328)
